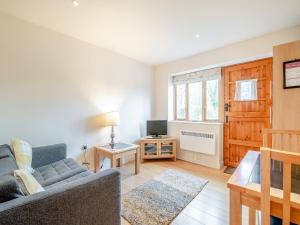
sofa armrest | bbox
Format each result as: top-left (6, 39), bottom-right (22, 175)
top-left (0, 169), bottom-right (121, 225)
top-left (31, 143), bottom-right (67, 168)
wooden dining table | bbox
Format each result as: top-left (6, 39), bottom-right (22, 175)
top-left (227, 150), bottom-right (300, 225)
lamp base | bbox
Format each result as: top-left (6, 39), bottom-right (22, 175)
top-left (110, 126), bottom-right (115, 148)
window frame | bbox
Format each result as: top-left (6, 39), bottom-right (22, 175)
top-left (174, 79), bottom-right (220, 122)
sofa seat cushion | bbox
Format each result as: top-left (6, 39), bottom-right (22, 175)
top-left (0, 175), bottom-right (24, 203)
top-left (33, 158), bottom-right (87, 187)
top-left (0, 144), bottom-right (18, 177)
top-left (44, 170), bottom-right (92, 190)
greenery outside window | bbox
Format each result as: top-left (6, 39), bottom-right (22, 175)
top-left (173, 68), bottom-right (220, 122)
top-left (206, 79), bottom-right (219, 120)
top-left (175, 84), bottom-right (186, 119)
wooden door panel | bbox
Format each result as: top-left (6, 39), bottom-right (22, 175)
top-left (230, 100), bottom-right (267, 112)
top-left (229, 120), bottom-right (266, 142)
top-left (224, 58), bottom-right (272, 167)
top-left (228, 144), bottom-right (260, 167)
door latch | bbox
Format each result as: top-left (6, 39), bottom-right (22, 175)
top-left (225, 116), bottom-right (229, 123)
top-left (224, 103), bottom-right (230, 112)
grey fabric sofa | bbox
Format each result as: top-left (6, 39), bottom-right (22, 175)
top-left (0, 143), bottom-right (121, 225)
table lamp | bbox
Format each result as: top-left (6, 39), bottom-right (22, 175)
top-left (101, 111), bottom-right (120, 148)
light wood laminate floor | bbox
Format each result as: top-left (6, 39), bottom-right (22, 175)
top-left (120, 159), bottom-right (250, 225)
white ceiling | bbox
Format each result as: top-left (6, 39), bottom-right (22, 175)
top-left (0, 0), bottom-right (300, 65)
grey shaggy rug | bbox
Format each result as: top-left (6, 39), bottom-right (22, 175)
top-left (121, 169), bottom-right (208, 225)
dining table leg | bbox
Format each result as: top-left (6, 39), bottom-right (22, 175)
top-left (230, 189), bottom-right (242, 225)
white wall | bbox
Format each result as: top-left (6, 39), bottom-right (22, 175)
top-left (0, 13), bottom-right (154, 166)
top-left (154, 24), bottom-right (300, 119)
top-left (154, 24), bottom-right (300, 168)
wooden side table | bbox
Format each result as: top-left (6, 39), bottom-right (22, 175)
top-left (94, 142), bottom-right (140, 174)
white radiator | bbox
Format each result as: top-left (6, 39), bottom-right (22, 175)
top-left (180, 131), bottom-right (216, 155)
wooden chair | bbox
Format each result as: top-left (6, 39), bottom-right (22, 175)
top-left (260, 147), bottom-right (300, 225)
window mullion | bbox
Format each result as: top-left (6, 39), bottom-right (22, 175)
top-left (185, 83), bottom-right (189, 120)
top-left (202, 81), bottom-right (206, 121)
top-left (174, 84), bottom-right (177, 120)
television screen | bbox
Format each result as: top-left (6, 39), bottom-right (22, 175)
top-left (147, 120), bottom-right (167, 136)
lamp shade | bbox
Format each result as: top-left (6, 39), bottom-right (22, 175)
top-left (101, 111), bottom-right (120, 127)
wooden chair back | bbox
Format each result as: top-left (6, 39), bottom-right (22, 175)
top-left (260, 147), bottom-right (300, 225)
top-left (262, 129), bottom-right (300, 152)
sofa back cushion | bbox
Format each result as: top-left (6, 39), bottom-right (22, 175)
top-left (0, 145), bottom-right (18, 177)
top-left (0, 144), bottom-right (14, 159)
top-left (0, 175), bottom-right (24, 203)
top-left (0, 145), bottom-right (23, 203)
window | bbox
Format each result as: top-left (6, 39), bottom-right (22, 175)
top-left (234, 79), bottom-right (258, 101)
top-left (175, 84), bottom-right (186, 119)
top-left (206, 79), bottom-right (219, 120)
top-left (188, 82), bottom-right (202, 121)
top-left (173, 68), bottom-right (220, 121)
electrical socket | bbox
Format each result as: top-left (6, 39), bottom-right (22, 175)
top-left (81, 144), bottom-right (88, 151)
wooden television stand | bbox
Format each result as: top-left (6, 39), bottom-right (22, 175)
top-left (140, 136), bottom-right (176, 162)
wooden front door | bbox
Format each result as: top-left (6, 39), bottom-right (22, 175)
top-left (224, 58), bottom-right (272, 167)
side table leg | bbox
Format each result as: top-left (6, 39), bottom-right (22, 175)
top-left (135, 148), bottom-right (140, 174)
top-left (117, 158), bottom-right (122, 167)
top-left (111, 155), bottom-right (117, 168)
top-left (94, 149), bottom-right (99, 173)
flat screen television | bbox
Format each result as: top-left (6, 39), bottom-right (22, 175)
top-left (147, 120), bottom-right (167, 137)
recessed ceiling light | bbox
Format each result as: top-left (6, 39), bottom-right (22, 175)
top-left (72, 0), bottom-right (79, 6)
top-left (195, 34), bottom-right (200, 39)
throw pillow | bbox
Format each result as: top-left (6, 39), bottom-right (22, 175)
top-left (14, 169), bottom-right (44, 195)
top-left (11, 138), bottom-right (34, 173)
